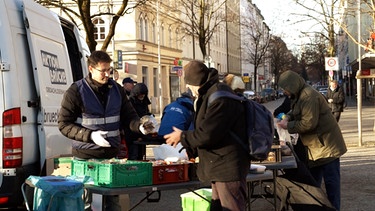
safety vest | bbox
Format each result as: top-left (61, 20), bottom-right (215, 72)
top-left (72, 79), bottom-right (121, 149)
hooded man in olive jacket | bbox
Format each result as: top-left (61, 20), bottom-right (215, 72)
top-left (164, 61), bottom-right (249, 211)
top-left (277, 70), bottom-right (347, 211)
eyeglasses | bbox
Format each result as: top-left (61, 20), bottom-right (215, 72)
top-left (92, 66), bottom-right (114, 73)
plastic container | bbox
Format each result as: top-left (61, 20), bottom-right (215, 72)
top-left (249, 164), bottom-right (266, 174)
top-left (181, 188), bottom-right (212, 211)
top-left (23, 175), bottom-right (84, 211)
top-left (152, 163), bottom-right (189, 184)
top-left (71, 160), bottom-right (152, 187)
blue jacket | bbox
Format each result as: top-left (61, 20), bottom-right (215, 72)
top-left (158, 96), bottom-right (194, 136)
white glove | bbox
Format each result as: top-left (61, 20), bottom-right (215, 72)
top-left (328, 99), bottom-right (333, 103)
top-left (90, 131), bottom-right (111, 147)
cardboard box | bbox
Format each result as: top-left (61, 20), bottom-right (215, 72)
top-left (46, 155), bottom-right (73, 176)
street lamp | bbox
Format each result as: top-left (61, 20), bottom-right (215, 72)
top-left (356, 0), bottom-right (363, 146)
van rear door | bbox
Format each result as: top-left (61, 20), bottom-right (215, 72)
top-left (22, 0), bottom-right (77, 167)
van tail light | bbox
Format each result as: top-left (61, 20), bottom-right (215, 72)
top-left (0, 196), bottom-right (9, 204)
top-left (3, 108), bottom-right (23, 168)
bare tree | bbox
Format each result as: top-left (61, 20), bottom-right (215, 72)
top-left (300, 34), bottom-right (327, 83)
top-left (241, 9), bottom-right (270, 92)
top-left (35, 0), bottom-right (146, 52)
top-left (178, 0), bottom-right (228, 59)
top-left (269, 35), bottom-right (295, 86)
top-left (293, 0), bottom-right (375, 56)
top-left (292, 0), bottom-right (339, 57)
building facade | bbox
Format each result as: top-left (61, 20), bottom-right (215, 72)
top-left (47, 0), bottom-right (273, 113)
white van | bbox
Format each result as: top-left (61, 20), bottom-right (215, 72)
top-left (0, 0), bottom-right (89, 208)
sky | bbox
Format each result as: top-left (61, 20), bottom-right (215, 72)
top-left (251, 0), bottom-right (321, 52)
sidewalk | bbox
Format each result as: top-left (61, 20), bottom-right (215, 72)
top-left (338, 97), bottom-right (375, 211)
top-left (339, 96), bottom-right (375, 147)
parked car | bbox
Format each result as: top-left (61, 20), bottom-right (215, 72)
top-left (257, 91), bottom-right (267, 103)
top-left (261, 88), bottom-right (277, 101)
top-left (316, 85), bottom-right (328, 97)
top-left (243, 90), bottom-right (260, 103)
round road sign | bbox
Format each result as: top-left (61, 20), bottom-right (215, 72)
top-left (327, 58), bottom-right (336, 67)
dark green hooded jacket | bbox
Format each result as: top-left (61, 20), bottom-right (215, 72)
top-left (278, 71), bottom-right (347, 167)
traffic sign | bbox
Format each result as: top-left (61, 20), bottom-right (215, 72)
top-left (325, 57), bottom-right (339, 71)
top-left (329, 70), bottom-right (334, 78)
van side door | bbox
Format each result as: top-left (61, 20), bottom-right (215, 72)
top-left (22, 0), bottom-right (85, 168)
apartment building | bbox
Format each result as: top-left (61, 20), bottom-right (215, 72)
top-left (46, 0), bottom-right (272, 113)
top-left (338, 0), bottom-right (375, 100)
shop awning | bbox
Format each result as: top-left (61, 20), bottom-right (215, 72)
top-left (350, 53), bottom-right (375, 79)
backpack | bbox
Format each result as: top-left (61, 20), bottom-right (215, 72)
top-left (208, 91), bottom-right (274, 161)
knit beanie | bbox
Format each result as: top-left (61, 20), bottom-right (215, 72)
top-left (184, 61), bottom-right (210, 86)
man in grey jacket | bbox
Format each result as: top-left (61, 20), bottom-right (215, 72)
top-left (278, 70), bottom-right (347, 211)
top-left (164, 61), bottom-right (250, 211)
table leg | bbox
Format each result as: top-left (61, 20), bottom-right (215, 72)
top-left (92, 193), bottom-right (104, 211)
top-left (272, 170), bottom-right (277, 211)
top-left (247, 182), bottom-right (251, 211)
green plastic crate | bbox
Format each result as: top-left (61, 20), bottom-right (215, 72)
top-left (181, 188), bottom-right (212, 211)
top-left (71, 159), bottom-right (97, 179)
top-left (54, 157), bottom-right (72, 167)
top-left (71, 160), bottom-right (152, 188)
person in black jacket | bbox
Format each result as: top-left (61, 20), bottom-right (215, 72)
top-left (126, 82), bottom-right (152, 160)
top-left (58, 50), bottom-right (152, 210)
top-left (326, 80), bottom-right (345, 122)
top-left (122, 77), bottom-right (136, 96)
top-left (164, 61), bottom-right (250, 211)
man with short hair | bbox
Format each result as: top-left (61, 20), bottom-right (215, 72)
top-left (164, 61), bottom-right (250, 211)
top-left (58, 50), bottom-right (152, 210)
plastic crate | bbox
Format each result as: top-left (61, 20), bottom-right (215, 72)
top-left (181, 188), bottom-right (212, 211)
top-left (152, 164), bottom-right (189, 184)
top-left (71, 160), bottom-right (97, 180)
top-left (71, 160), bottom-right (152, 188)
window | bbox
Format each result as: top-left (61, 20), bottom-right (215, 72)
top-left (175, 29), bottom-right (180, 49)
top-left (142, 66), bottom-right (148, 86)
top-left (170, 75), bottom-right (180, 102)
top-left (161, 24), bottom-right (165, 46)
top-left (153, 67), bottom-right (159, 96)
top-left (93, 18), bottom-right (105, 40)
top-left (139, 16), bottom-right (148, 41)
top-left (140, 17), bottom-right (144, 40)
top-left (169, 27), bottom-right (172, 48)
top-left (152, 22), bottom-right (156, 43)
top-left (144, 19), bottom-right (148, 41)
